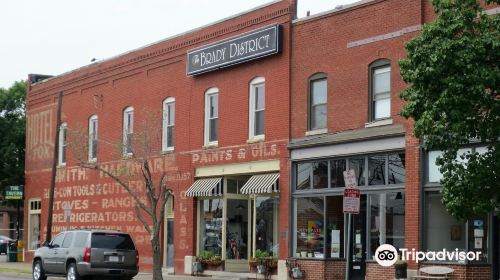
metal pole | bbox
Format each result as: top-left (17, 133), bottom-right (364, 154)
top-left (46, 92), bottom-right (63, 242)
top-left (16, 200), bottom-right (20, 240)
top-left (345, 213), bottom-right (352, 280)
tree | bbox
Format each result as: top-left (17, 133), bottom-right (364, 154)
top-left (0, 81), bottom-right (26, 205)
top-left (400, 0), bottom-right (500, 219)
top-left (69, 112), bottom-right (173, 280)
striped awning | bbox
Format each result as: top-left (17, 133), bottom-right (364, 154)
top-left (185, 177), bottom-right (223, 197)
top-left (240, 173), bottom-right (279, 194)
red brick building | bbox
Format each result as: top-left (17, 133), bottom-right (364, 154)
top-left (24, 0), bottom-right (499, 279)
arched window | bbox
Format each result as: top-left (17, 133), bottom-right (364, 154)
top-left (123, 106), bottom-right (134, 155)
top-left (162, 97), bottom-right (175, 151)
top-left (369, 59), bottom-right (391, 121)
top-left (88, 115), bottom-right (98, 161)
top-left (204, 88), bottom-right (219, 146)
top-left (249, 77), bottom-right (265, 139)
top-left (308, 73), bottom-right (327, 131)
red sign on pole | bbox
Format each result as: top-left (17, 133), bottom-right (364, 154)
top-left (343, 170), bottom-right (360, 214)
top-left (343, 187), bottom-right (360, 214)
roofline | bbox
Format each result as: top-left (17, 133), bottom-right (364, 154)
top-left (292, 0), bottom-right (383, 25)
top-left (32, 0), bottom-right (283, 87)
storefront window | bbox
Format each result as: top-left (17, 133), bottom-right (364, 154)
top-left (226, 199), bottom-right (248, 259)
top-left (312, 161), bottom-right (328, 189)
top-left (388, 153), bottom-right (405, 184)
top-left (255, 197), bottom-right (279, 257)
top-left (348, 158), bottom-right (365, 186)
top-left (368, 192), bottom-right (405, 259)
top-left (425, 193), bottom-right (466, 258)
top-left (295, 197), bottom-right (324, 257)
top-left (368, 155), bottom-right (386, 185)
top-left (296, 162), bottom-right (312, 190)
top-left (200, 199), bottom-right (223, 256)
top-left (330, 159), bottom-right (346, 188)
top-left (326, 196), bottom-right (344, 258)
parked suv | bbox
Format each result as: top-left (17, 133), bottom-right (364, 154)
top-left (32, 229), bottom-right (139, 280)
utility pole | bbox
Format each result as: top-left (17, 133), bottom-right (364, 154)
top-left (46, 92), bottom-right (63, 242)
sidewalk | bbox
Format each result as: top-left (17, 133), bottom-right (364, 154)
top-left (0, 260), bottom-right (248, 279)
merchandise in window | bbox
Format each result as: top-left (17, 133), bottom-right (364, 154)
top-left (200, 199), bottom-right (223, 256)
top-left (255, 197), bottom-right (279, 257)
top-left (295, 197), bottom-right (324, 257)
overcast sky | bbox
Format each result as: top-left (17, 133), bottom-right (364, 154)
top-left (0, 0), bottom-right (358, 89)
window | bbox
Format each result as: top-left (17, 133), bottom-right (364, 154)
top-left (204, 88), bottom-right (219, 145)
top-left (88, 115), bottom-right (98, 161)
top-left (123, 107), bottom-right (134, 155)
top-left (255, 197), bottom-right (279, 257)
top-left (370, 60), bottom-right (391, 120)
top-left (58, 123), bottom-right (67, 165)
top-left (62, 232), bottom-right (74, 248)
top-left (295, 197), bottom-right (324, 256)
top-left (309, 74), bottom-right (327, 131)
top-left (427, 148), bottom-right (473, 183)
top-left (51, 233), bottom-right (65, 248)
top-left (162, 97), bottom-right (175, 151)
top-left (73, 232), bottom-right (89, 248)
top-left (199, 199), bottom-right (223, 256)
top-left (249, 77), bottom-right (265, 139)
top-left (28, 199), bottom-right (41, 250)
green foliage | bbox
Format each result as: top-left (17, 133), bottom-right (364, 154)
top-left (198, 250), bottom-right (215, 261)
top-left (399, 0), bottom-right (500, 219)
top-left (255, 249), bottom-right (270, 259)
top-left (0, 81), bottom-right (26, 205)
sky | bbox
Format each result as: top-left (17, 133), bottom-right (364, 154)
top-left (0, 0), bottom-right (358, 89)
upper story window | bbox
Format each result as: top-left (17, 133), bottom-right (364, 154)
top-left (204, 88), bottom-right (219, 146)
top-left (162, 97), bottom-right (175, 152)
top-left (309, 73), bottom-right (327, 131)
top-left (88, 115), bottom-right (98, 161)
top-left (123, 106), bottom-right (134, 155)
top-left (370, 59), bottom-right (391, 121)
top-left (58, 122), bottom-right (67, 166)
top-left (249, 77), bottom-right (265, 140)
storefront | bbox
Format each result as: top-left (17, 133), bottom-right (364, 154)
top-left (288, 125), bottom-right (407, 279)
top-left (185, 160), bottom-right (281, 273)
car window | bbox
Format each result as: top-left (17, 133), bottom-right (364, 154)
top-left (91, 233), bottom-right (135, 250)
top-left (73, 232), bottom-right (89, 248)
top-left (51, 233), bottom-right (65, 248)
top-left (62, 232), bottom-right (74, 248)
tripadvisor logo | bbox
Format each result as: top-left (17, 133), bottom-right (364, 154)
top-left (375, 244), bottom-right (482, 266)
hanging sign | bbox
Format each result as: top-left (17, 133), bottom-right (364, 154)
top-left (5, 185), bottom-right (23, 200)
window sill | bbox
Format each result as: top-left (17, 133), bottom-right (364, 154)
top-left (365, 118), bottom-right (393, 128)
top-left (88, 158), bottom-right (97, 163)
top-left (305, 128), bottom-right (327, 136)
top-left (203, 143), bottom-right (218, 150)
top-left (161, 149), bottom-right (175, 155)
top-left (57, 164), bottom-right (66, 169)
top-left (247, 136), bottom-right (265, 144)
top-left (122, 153), bottom-right (133, 159)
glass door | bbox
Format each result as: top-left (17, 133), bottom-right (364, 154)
top-left (226, 199), bottom-right (249, 260)
top-left (349, 195), bottom-right (367, 280)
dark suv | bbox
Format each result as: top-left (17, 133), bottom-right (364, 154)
top-left (32, 229), bottom-right (139, 280)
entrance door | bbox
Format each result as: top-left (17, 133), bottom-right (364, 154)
top-left (225, 199), bottom-right (250, 272)
top-left (349, 195), bottom-right (367, 280)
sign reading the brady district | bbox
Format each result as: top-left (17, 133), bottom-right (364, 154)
top-left (187, 24), bottom-right (282, 75)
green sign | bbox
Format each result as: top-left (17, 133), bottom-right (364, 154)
top-left (5, 185), bottom-right (23, 200)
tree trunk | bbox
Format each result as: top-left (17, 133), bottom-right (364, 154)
top-left (152, 235), bottom-right (163, 280)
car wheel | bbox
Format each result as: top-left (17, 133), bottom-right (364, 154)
top-left (33, 260), bottom-right (47, 280)
top-left (66, 262), bottom-right (81, 280)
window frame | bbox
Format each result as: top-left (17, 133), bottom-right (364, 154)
top-left (28, 198), bottom-right (42, 251)
top-left (369, 59), bottom-right (391, 122)
top-left (308, 73), bottom-right (328, 132)
top-left (204, 88), bottom-right (219, 146)
top-left (88, 115), bottom-right (98, 161)
top-left (249, 77), bottom-right (266, 140)
top-left (162, 97), bottom-right (175, 152)
top-left (58, 122), bottom-right (68, 166)
top-left (123, 106), bottom-right (134, 156)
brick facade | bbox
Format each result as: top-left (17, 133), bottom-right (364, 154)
top-left (23, 0), bottom-right (498, 279)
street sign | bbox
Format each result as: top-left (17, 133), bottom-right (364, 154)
top-left (343, 170), bottom-right (360, 214)
top-left (5, 185), bottom-right (23, 200)
top-left (343, 170), bottom-right (357, 188)
top-left (343, 187), bottom-right (360, 214)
